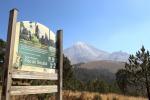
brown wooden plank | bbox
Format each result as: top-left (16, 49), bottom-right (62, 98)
top-left (1, 9), bottom-right (18, 100)
top-left (12, 70), bottom-right (58, 80)
top-left (56, 30), bottom-right (63, 100)
top-left (10, 85), bottom-right (58, 95)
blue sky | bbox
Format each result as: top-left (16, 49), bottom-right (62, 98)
top-left (0, 0), bottom-right (150, 54)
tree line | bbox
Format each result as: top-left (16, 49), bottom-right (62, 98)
top-left (1, 39), bottom-right (150, 99)
top-left (63, 45), bottom-right (150, 100)
top-left (63, 56), bottom-right (120, 93)
top-left (0, 39), bottom-right (120, 98)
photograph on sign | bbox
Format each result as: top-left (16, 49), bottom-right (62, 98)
top-left (13, 21), bottom-right (57, 73)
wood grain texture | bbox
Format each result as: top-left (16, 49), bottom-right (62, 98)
top-left (56, 30), bottom-right (63, 100)
top-left (12, 70), bottom-right (58, 80)
top-left (10, 85), bottom-right (58, 95)
top-left (1, 9), bottom-right (18, 100)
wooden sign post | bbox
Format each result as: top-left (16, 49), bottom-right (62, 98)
top-left (56, 30), bottom-right (63, 100)
top-left (1, 9), bottom-right (63, 100)
top-left (1, 9), bottom-right (18, 100)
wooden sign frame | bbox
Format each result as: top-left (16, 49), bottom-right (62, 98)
top-left (1, 9), bottom-right (63, 100)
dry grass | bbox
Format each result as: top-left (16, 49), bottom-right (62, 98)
top-left (61, 91), bottom-right (148, 100)
top-left (1, 90), bottom-right (148, 100)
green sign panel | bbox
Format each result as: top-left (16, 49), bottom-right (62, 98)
top-left (15, 21), bottom-right (57, 72)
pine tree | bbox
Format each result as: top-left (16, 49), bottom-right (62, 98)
top-left (116, 46), bottom-right (150, 99)
top-left (63, 55), bottom-right (75, 90)
top-left (116, 69), bottom-right (128, 95)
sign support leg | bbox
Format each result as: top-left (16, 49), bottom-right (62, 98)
top-left (56, 30), bottom-right (63, 100)
top-left (1, 9), bottom-right (18, 100)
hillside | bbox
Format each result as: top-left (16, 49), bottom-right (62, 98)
top-left (74, 60), bottom-right (125, 83)
top-left (78, 60), bottom-right (125, 73)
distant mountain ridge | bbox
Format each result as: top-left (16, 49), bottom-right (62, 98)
top-left (64, 42), bottom-right (129, 64)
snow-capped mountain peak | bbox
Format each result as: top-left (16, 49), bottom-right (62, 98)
top-left (74, 41), bottom-right (87, 46)
top-left (64, 42), bottom-right (129, 64)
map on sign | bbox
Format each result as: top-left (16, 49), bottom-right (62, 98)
top-left (13, 21), bottom-right (57, 73)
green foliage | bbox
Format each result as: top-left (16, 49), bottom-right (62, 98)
top-left (0, 39), bottom-right (5, 82)
top-left (63, 56), bottom-right (75, 90)
top-left (85, 79), bottom-right (109, 93)
top-left (74, 67), bottom-right (115, 84)
top-left (116, 46), bottom-right (150, 98)
top-left (0, 39), bottom-right (6, 48)
top-left (0, 39), bottom-right (6, 65)
top-left (31, 35), bottom-right (39, 44)
top-left (0, 38), bottom-right (137, 98)
top-left (116, 69), bottom-right (128, 94)
top-left (63, 55), bottom-right (121, 94)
